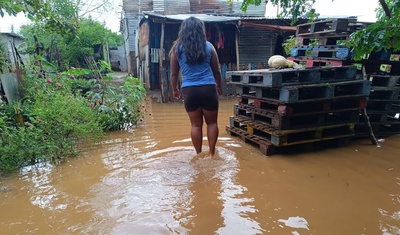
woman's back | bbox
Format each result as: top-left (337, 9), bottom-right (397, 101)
top-left (178, 41), bottom-right (216, 88)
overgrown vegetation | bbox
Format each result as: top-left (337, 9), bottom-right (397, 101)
top-left (0, 1), bottom-right (145, 174)
top-left (0, 58), bottom-right (146, 173)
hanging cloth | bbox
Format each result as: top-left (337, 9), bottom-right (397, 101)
top-left (216, 31), bottom-right (225, 49)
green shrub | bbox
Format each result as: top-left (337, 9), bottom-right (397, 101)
top-left (86, 75), bottom-right (146, 131)
top-left (0, 59), bottom-right (146, 173)
top-left (0, 71), bottom-right (103, 173)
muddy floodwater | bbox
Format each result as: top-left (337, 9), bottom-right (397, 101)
top-left (1, 96), bottom-right (400, 235)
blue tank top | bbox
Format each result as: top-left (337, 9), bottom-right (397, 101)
top-left (177, 41), bottom-right (216, 88)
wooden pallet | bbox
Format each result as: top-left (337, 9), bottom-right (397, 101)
top-left (368, 75), bottom-right (400, 88)
top-left (295, 33), bottom-right (350, 47)
top-left (235, 104), bottom-right (360, 130)
top-left (229, 116), bottom-right (355, 146)
top-left (369, 87), bottom-right (400, 100)
top-left (290, 46), bottom-right (351, 59)
top-left (362, 112), bottom-right (390, 123)
top-left (226, 126), bottom-right (351, 156)
top-left (287, 57), bottom-right (352, 68)
top-left (296, 18), bottom-right (371, 36)
top-left (355, 122), bottom-right (400, 137)
top-left (226, 126), bottom-right (275, 156)
top-left (239, 96), bottom-right (367, 116)
top-left (227, 66), bottom-right (358, 87)
top-left (236, 80), bottom-right (371, 103)
top-left (361, 111), bottom-right (400, 123)
top-left (362, 60), bottom-right (400, 75)
top-left (366, 100), bottom-right (400, 112)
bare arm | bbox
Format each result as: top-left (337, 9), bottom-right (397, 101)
top-left (170, 51), bottom-right (181, 98)
top-left (210, 44), bottom-right (222, 95)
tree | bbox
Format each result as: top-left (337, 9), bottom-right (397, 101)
top-left (0, 0), bottom-right (76, 35)
top-left (235, 0), bottom-right (318, 22)
top-left (238, 0), bottom-right (391, 20)
top-left (349, 0), bottom-right (400, 59)
top-left (1, 0), bottom-right (114, 35)
top-left (20, 17), bottom-right (123, 69)
top-left (0, 0), bottom-right (47, 18)
top-left (12, 0), bottom-right (121, 70)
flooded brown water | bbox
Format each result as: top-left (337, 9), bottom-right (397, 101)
top-left (1, 96), bottom-right (400, 235)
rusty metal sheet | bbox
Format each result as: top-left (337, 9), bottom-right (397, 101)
top-left (0, 73), bottom-right (19, 104)
top-left (144, 12), bottom-right (239, 23)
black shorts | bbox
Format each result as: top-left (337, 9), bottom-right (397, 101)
top-left (182, 85), bottom-right (219, 112)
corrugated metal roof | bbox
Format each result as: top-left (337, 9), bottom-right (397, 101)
top-left (231, 1), bottom-right (266, 16)
top-left (189, 0), bottom-right (231, 14)
top-left (121, 12), bottom-right (140, 51)
top-left (123, 0), bottom-right (153, 12)
top-left (187, 0), bottom-right (266, 16)
top-left (153, 0), bottom-right (165, 12)
top-left (0, 32), bottom-right (24, 40)
top-left (164, 0), bottom-right (191, 14)
top-left (143, 12), bottom-right (240, 22)
top-left (239, 27), bottom-right (276, 64)
top-left (240, 22), bottom-right (296, 32)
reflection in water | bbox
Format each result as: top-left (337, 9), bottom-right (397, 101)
top-left (379, 208), bottom-right (400, 235)
top-left (0, 96), bottom-right (400, 234)
top-left (21, 163), bottom-right (63, 210)
top-left (86, 146), bottom-right (196, 234)
top-left (379, 176), bottom-right (400, 234)
top-left (86, 141), bottom-right (261, 234)
top-left (278, 216), bottom-right (309, 230)
top-left (186, 147), bottom-right (262, 235)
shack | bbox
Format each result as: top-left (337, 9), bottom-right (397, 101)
top-left (137, 13), bottom-right (298, 101)
top-left (120, 0), bottom-right (268, 77)
top-left (120, 0), bottom-right (302, 101)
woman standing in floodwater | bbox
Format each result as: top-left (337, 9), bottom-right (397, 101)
top-left (169, 16), bottom-right (223, 157)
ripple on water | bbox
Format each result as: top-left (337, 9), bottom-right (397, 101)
top-left (82, 146), bottom-right (263, 234)
top-left (277, 216), bottom-right (310, 230)
top-left (19, 163), bottom-right (69, 211)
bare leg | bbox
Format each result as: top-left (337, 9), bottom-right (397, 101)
top-left (203, 109), bottom-right (219, 157)
top-left (187, 107), bottom-right (204, 154)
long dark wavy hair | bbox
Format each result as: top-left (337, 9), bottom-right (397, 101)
top-left (170, 16), bottom-right (207, 64)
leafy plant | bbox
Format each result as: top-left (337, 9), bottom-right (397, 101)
top-left (0, 64), bottom-right (100, 173)
top-left (282, 35), bottom-right (296, 55)
top-left (348, 1), bottom-right (400, 60)
top-left (282, 36), bottom-right (319, 57)
top-left (0, 57), bottom-right (147, 174)
top-left (86, 75), bottom-right (146, 131)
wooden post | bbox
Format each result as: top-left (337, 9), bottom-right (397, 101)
top-left (235, 30), bottom-right (240, 71)
top-left (159, 22), bottom-right (165, 102)
top-left (362, 65), bottom-right (380, 146)
top-left (361, 108), bottom-right (380, 146)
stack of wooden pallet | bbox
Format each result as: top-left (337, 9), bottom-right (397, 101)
top-left (288, 18), bottom-right (371, 67)
top-left (226, 66), bottom-right (371, 156)
top-left (287, 18), bottom-right (400, 138)
top-left (357, 58), bottom-right (400, 137)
